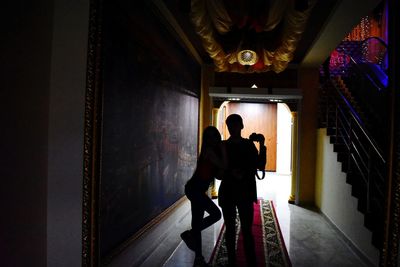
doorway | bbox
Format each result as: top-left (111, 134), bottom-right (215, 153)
top-left (213, 101), bottom-right (293, 202)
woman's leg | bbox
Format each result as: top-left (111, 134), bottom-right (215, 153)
top-left (191, 192), bottom-right (222, 257)
top-left (197, 193), bottom-right (221, 231)
top-left (190, 194), bottom-right (205, 257)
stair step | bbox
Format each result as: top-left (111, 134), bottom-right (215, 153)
top-left (337, 152), bottom-right (348, 163)
top-left (351, 178), bottom-right (367, 199)
top-left (333, 143), bottom-right (347, 153)
top-left (364, 212), bottom-right (376, 231)
top-left (365, 211), bottom-right (384, 249)
top-left (345, 171), bottom-right (358, 185)
top-left (357, 196), bottom-right (368, 214)
top-left (341, 161), bottom-right (348, 172)
top-left (330, 135), bottom-right (341, 143)
top-left (327, 127), bottom-right (336, 136)
top-left (372, 231), bottom-right (383, 249)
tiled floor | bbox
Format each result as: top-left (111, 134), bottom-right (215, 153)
top-left (109, 173), bottom-right (374, 267)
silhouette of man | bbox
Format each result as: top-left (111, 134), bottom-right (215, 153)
top-left (218, 114), bottom-right (266, 267)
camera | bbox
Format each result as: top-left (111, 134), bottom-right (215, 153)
top-left (249, 132), bottom-right (265, 143)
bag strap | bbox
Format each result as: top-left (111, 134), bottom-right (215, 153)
top-left (255, 170), bottom-right (265, 180)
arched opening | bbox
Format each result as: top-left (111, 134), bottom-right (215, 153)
top-left (211, 101), bottom-right (294, 206)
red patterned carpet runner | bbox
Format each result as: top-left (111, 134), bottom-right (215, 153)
top-left (209, 199), bottom-right (291, 267)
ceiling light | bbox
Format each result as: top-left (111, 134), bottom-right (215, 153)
top-left (237, 50), bottom-right (258, 66)
top-left (251, 84), bottom-right (258, 88)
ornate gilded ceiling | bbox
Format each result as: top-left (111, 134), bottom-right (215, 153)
top-left (190, 0), bottom-right (316, 73)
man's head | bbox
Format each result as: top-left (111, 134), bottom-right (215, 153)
top-left (226, 114), bottom-right (243, 137)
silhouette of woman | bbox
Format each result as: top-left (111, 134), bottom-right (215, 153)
top-left (181, 126), bottom-right (226, 267)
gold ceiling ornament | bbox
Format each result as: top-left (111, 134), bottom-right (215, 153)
top-left (237, 50), bottom-right (258, 66)
top-left (190, 0), bottom-right (316, 73)
top-left (190, 0), bottom-right (228, 72)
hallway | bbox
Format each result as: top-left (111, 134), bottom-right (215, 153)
top-left (109, 173), bottom-right (372, 267)
top-left (4, 0), bottom-right (400, 266)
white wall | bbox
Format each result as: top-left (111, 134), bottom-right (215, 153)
top-left (276, 103), bottom-right (292, 175)
top-left (47, 0), bottom-right (89, 266)
top-left (315, 128), bottom-right (379, 265)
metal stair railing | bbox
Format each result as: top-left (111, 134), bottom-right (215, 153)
top-left (328, 37), bottom-right (390, 150)
top-left (320, 79), bottom-right (387, 248)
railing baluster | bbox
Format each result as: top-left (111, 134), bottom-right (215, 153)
top-left (347, 118), bottom-right (353, 175)
top-left (366, 147), bottom-right (372, 213)
top-left (335, 104), bottom-right (338, 142)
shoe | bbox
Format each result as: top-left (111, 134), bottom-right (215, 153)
top-left (227, 259), bottom-right (237, 267)
top-left (180, 230), bottom-right (196, 251)
top-left (193, 256), bottom-right (210, 267)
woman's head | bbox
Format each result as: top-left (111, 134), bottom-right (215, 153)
top-left (202, 126), bottom-right (221, 148)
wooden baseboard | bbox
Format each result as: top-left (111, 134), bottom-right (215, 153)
top-left (102, 196), bottom-right (188, 265)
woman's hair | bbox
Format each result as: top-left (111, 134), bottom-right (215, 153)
top-left (200, 126), bottom-right (221, 155)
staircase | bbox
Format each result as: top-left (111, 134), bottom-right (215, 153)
top-left (318, 36), bottom-right (389, 249)
top-left (318, 74), bottom-right (388, 249)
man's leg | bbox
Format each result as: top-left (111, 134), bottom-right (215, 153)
top-left (238, 201), bottom-right (256, 266)
top-left (221, 203), bottom-right (237, 266)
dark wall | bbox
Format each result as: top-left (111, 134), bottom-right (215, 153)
top-left (100, 1), bottom-right (200, 257)
top-left (0, 0), bottom-right (52, 266)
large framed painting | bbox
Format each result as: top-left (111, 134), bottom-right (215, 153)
top-left (82, 0), bottom-right (200, 265)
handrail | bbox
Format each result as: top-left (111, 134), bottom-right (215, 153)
top-left (361, 36), bottom-right (388, 49)
top-left (331, 82), bottom-right (386, 163)
top-left (348, 57), bottom-right (386, 92)
top-left (332, 80), bottom-right (364, 127)
top-left (361, 37), bottom-right (388, 74)
top-left (337, 37), bottom-right (388, 91)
